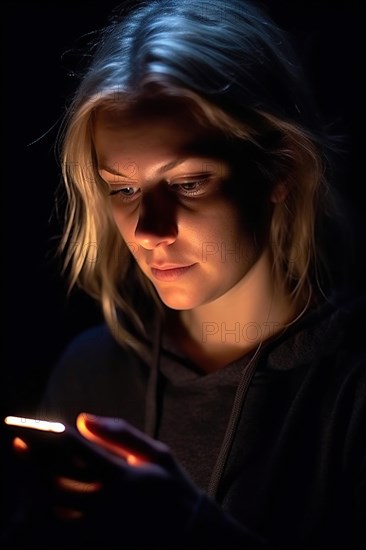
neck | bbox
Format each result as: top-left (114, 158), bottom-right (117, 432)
top-left (172, 248), bottom-right (298, 370)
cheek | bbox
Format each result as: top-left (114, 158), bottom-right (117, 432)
top-left (110, 207), bottom-right (148, 262)
top-left (111, 212), bottom-right (141, 259)
top-left (110, 206), bottom-right (133, 238)
top-left (208, 209), bottom-right (257, 263)
top-left (206, 202), bottom-right (247, 240)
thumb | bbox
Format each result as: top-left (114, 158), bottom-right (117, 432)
top-left (76, 413), bottom-right (153, 466)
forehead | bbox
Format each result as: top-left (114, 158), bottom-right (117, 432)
top-left (93, 104), bottom-right (231, 158)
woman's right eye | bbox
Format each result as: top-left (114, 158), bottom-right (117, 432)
top-left (109, 186), bottom-right (141, 202)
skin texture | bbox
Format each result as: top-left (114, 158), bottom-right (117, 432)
top-left (95, 109), bottom-right (258, 307)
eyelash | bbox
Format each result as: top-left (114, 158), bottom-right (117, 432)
top-left (108, 177), bottom-right (211, 203)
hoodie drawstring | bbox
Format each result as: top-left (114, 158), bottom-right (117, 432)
top-left (144, 317), bottom-right (163, 439)
top-left (207, 341), bottom-right (263, 498)
top-left (144, 315), bottom-right (263, 500)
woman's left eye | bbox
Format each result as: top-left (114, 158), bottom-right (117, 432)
top-left (169, 178), bottom-right (210, 197)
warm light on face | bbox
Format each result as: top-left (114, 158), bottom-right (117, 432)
top-left (76, 414), bottom-right (146, 467)
top-left (4, 416), bottom-right (66, 433)
top-left (94, 111), bottom-right (264, 311)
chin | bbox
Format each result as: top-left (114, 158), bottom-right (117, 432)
top-left (156, 289), bottom-right (202, 311)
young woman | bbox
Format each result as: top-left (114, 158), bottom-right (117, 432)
top-left (5, 0), bottom-right (365, 548)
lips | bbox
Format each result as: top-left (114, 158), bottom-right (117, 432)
top-left (150, 263), bottom-right (196, 281)
top-left (150, 264), bottom-right (192, 270)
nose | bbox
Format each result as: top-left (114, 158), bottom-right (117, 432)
top-left (134, 184), bottom-right (178, 250)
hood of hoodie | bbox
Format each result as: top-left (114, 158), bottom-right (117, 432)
top-left (144, 290), bottom-right (365, 497)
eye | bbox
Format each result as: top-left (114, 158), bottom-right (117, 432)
top-left (169, 177), bottom-right (210, 197)
top-left (107, 175), bottom-right (213, 204)
top-left (109, 186), bottom-right (140, 202)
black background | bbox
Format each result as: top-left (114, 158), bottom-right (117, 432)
top-left (2, 0), bottom-right (364, 416)
top-left (1, 0), bottom-right (364, 537)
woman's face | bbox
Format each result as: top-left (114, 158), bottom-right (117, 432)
top-left (94, 107), bottom-right (267, 310)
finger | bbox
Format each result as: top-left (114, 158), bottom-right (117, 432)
top-left (12, 436), bottom-right (30, 454)
top-left (76, 413), bottom-right (167, 467)
top-left (55, 475), bottom-right (103, 494)
top-left (51, 476), bottom-right (104, 519)
top-left (53, 506), bottom-right (85, 521)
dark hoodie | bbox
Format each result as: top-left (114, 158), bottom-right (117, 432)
top-left (5, 293), bottom-right (366, 548)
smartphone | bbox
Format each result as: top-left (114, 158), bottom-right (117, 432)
top-left (3, 415), bottom-right (86, 464)
top-left (4, 414), bottom-right (138, 467)
top-left (5, 415), bottom-right (66, 433)
top-left (4, 414), bottom-right (145, 470)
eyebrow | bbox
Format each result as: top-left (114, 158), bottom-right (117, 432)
top-left (97, 135), bottom-right (232, 179)
top-left (98, 158), bottom-right (188, 178)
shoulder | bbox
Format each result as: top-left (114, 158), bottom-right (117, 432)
top-left (39, 323), bottom-right (149, 426)
top-left (325, 291), bottom-right (366, 366)
top-left (55, 323), bottom-right (125, 367)
top-left (262, 292), bottom-right (366, 462)
top-left (266, 290), bottom-right (366, 385)
top-left (46, 323), bottom-right (141, 386)
top-left (49, 322), bottom-right (149, 382)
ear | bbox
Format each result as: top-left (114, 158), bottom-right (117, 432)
top-left (270, 181), bottom-right (288, 204)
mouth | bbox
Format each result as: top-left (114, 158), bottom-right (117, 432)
top-left (150, 263), bottom-right (196, 281)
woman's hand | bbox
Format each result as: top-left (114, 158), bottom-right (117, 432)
top-left (47, 413), bottom-right (203, 545)
top-left (9, 414), bottom-right (269, 548)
